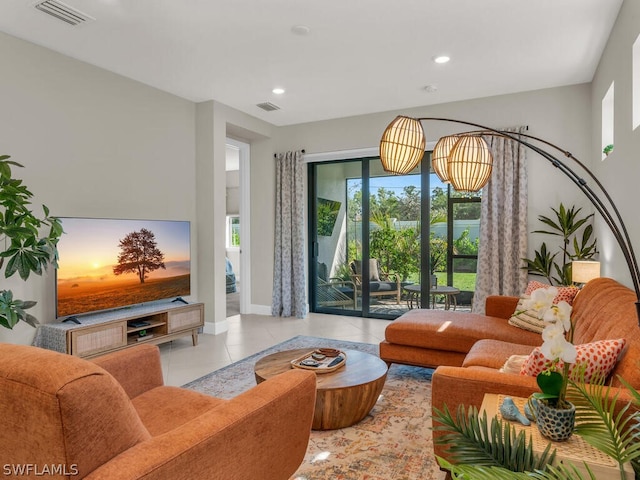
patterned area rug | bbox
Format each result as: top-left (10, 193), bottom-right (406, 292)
top-left (184, 335), bottom-right (445, 480)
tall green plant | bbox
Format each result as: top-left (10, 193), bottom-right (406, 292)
top-left (523, 204), bottom-right (598, 285)
top-left (0, 155), bottom-right (62, 329)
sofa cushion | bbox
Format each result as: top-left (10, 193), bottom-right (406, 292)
top-left (351, 259), bottom-right (380, 281)
top-left (525, 280), bottom-right (580, 305)
top-left (520, 338), bottom-right (627, 382)
top-left (462, 339), bottom-right (535, 370)
top-left (571, 278), bottom-right (640, 389)
top-left (509, 282), bottom-right (580, 334)
top-left (370, 281), bottom-right (397, 292)
top-left (385, 309), bottom-right (542, 354)
top-left (132, 386), bottom-right (226, 436)
top-left (508, 298), bottom-right (547, 334)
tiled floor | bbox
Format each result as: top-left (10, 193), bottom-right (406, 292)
top-left (158, 312), bottom-right (390, 386)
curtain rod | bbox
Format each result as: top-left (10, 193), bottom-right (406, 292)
top-left (274, 149), bottom-right (305, 158)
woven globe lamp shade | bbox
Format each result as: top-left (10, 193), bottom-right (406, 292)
top-left (432, 135), bottom-right (460, 183)
top-left (447, 135), bottom-right (493, 192)
top-left (379, 116), bottom-right (426, 175)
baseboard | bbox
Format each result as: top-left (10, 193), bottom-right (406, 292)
top-left (249, 303), bottom-right (272, 315)
top-left (203, 319), bottom-right (229, 335)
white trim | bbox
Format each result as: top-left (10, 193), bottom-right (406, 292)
top-left (249, 303), bottom-right (272, 316)
top-left (304, 142), bottom-right (436, 164)
top-left (203, 319), bottom-right (229, 335)
top-left (303, 147), bottom-right (378, 163)
top-left (226, 138), bottom-right (251, 315)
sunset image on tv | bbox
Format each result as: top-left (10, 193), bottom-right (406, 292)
top-left (56, 218), bottom-right (191, 318)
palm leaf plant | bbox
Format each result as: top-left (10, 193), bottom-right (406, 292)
top-left (523, 203), bottom-right (598, 285)
top-left (0, 155), bottom-right (62, 329)
top-left (433, 373), bottom-right (640, 479)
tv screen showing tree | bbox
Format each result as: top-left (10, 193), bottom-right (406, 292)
top-left (56, 218), bottom-right (191, 318)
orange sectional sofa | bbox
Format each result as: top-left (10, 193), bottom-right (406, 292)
top-left (381, 278), bottom-right (640, 461)
top-left (0, 343), bottom-right (316, 480)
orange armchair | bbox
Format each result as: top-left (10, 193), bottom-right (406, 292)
top-left (0, 343), bottom-right (316, 480)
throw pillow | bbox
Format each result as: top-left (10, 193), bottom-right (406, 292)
top-left (508, 298), bottom-right (547, 333)
top-left (369, 259), bottom-right (381, 282)
top-left (499, 354), bottom-right (530, 374)
top-left (524, 280), bottom-right (580, 305)
top-left (350, 259), bottom-right (381, 281)
top-left (520, 338), bottom-right (627, 383)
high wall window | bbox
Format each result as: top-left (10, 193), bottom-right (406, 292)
top-left (634, 34), bottom-right (640, 131)
top-left (602, 82), bottom-right (614, 160)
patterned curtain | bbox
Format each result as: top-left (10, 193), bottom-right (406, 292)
top-left (472, 127), bottom-right (528, 313)
top-left (272, 150), bottom-right (307, 318)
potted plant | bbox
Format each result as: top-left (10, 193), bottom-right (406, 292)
top-left (523, 203), bottom-right (598, 286)
top-left (433, 373), bottom-right (640, 479)
top-left (603, 144), bottom-right (614, 157)
top-left (0, 155), bottom-right (62, 330)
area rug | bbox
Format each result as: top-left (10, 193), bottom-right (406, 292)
top-left (184, 335), bottom-right (444, 480)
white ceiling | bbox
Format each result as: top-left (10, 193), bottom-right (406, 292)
top-left (0, 0), bottom-right (623, 126)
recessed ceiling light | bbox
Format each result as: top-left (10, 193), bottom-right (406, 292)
top-left (433, 55), bottom-right (450, 64)
top-left (272, 88), bottom-right (285, 95)
top-left (291, 25), bottom-right (310, 36)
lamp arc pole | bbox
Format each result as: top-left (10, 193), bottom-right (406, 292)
top-left (382, 116), bottom-right (640, 323)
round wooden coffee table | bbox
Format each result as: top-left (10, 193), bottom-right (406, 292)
top-left (254, 348), bottom-right (388, 430)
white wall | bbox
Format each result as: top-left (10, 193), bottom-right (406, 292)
top-left (590, 0), bottom-right (640, 291)
top-left (0, 32), bottom-right (196, 343)
top-left (3, 0), bottom-right (637, 339)
top-left (253, 85), bottom-right (593, 307)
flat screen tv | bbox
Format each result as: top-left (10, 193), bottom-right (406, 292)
top-left (56, 217), bottom-right (191, 319)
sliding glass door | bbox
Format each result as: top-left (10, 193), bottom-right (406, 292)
top-left (310, 160), bottom-right (363, 314)
top-left (309, 154), bottom-right (480, 319)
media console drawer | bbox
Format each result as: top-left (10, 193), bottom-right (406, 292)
top-left (168, 305), bottom-right (203, 332)
top-left (35, 302), bottom-right (205, 358)
top-left (70, 322), bottom-right (127, 357)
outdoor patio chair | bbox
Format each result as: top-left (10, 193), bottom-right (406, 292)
top-left (349, 259), bottom-right (401, 304)
top-left (316, 277), bottom-right (357, 309)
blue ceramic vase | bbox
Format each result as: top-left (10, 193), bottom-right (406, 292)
top-left (535, 399), bottom-right (575, 442)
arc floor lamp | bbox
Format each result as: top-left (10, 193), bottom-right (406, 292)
top-left (379, 115), bottom-right (640, 323)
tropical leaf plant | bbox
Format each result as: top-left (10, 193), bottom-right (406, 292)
top-left (433, 373), bottom-right (640, 480)
top-left (432, 404), bottom-right (556, 472)
top-left (0, 155), bottom-right (63, 329)
top-left (567, 374), bottom-right (640, 477)
top-left (439, 458), bottom-right (597, 480)
top-left (523, 203), bottom-right (598, 285)
top-left (522, 242), bottom-right (557, 285)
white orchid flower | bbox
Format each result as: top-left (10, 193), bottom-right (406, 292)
top-left (522, 287), bottom-right (558, 319)
top-left (542, 301), bottom-right (573, 332)
top-left (541, 321), bottom-right (565, 343)
top-left (540, 334), bottom-right (577, 364)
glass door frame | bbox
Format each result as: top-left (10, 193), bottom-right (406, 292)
top-left (308, 154), bottom-right (435, 319)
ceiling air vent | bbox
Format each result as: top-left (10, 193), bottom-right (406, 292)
top-left (256, 102), bottom-right (281, 112)
top-left (34, 0), bottom-right (95, 26)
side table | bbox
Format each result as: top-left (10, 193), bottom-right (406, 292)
top-left (481, 393), bottom-right (634, 479)
top-left (402, 284), bottom-right (460, 310)
top-left (255, 348), bottom-right (388, 430)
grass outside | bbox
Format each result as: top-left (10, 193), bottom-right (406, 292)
top-left (403, 272), bottom-right (477, 291)
top-left (435, 272), bottom-right (476, 291)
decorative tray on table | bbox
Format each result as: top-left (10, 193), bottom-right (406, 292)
top-left (291, 348), bottom-right (346, 373)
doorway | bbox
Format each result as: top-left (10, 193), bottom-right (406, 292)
top-left (225, 138), bottom-right (250, 317)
